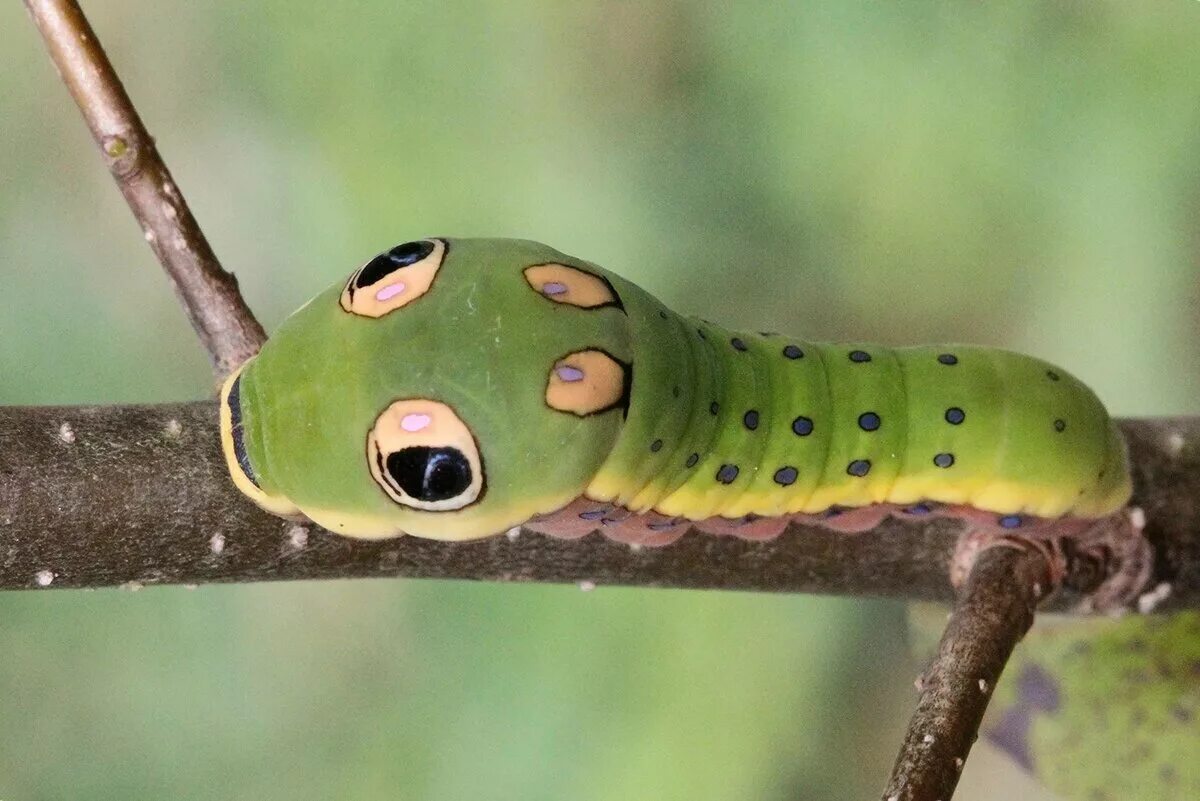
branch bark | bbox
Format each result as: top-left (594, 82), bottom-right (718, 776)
top-left (23, 0), bottom-right (266, 381)
top-left (0, 404), bottom-right (1195, 607)
top-left (881, 543), bottom-right (1049, 801)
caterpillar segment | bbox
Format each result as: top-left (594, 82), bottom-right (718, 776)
top-left (219, 237), bottom-right (1132, 544)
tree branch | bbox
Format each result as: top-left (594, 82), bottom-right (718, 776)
top-left (0, 405), bottom-right (1194, 607)
top-left (882, 543), bottom-right (1049, 801)
top-left (23, 0), bottom-right (266, 381)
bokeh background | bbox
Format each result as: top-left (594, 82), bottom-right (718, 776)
top-left (2, 2), bottom-right (1198, 799)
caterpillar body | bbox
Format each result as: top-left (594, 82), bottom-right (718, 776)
top-left (219, 238), bottom-right (1132, 545)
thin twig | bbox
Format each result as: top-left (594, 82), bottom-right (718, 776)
top-left (882, 543), bottom-right (1050, 801)
top-left (0, 405), bottom-right (1189, 606)
top-left (23, 0), bottom-right (266, 381)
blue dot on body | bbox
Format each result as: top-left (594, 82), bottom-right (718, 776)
top-left (792, 416), bottom-right (814, 436)
top-left (773, 466), bottom-right (798, 486)
top-left (783, 345), bottom-right (804, 360)
top-left (858, 412), bottom-right (881, 431)
top-left (938, 353), bottom-right (958, 365)
top-left (716, 464), bottom-right (740, 484)
top-left (847, 459), bottom-right (871, 477)
top-left (999, 515), bottom-right (1023, 529)
top-left (945, 407), bottom-right (965, 425)
top-left (849, 350), bottom-right (871, 363)
top-left (933, 452), bottom-right (955, 468)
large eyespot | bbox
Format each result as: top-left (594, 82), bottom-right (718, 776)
top-left (545, 349), bottom-right (631, 416)
top-left (524, 263), bottom-right (623, 310)
top-left (340, 238), bottom-right (447, 318)
top-left (367, 399), bottom-right (484, 512)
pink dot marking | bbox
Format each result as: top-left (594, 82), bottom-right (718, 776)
top-left (556, 365), bottom-right (585, 382)
top-left (400, 413), bottom-right (432, 433)
top-left (542, 282), bottom-right (568, 296)
top-left (375, 282), bottom-right (407, 302)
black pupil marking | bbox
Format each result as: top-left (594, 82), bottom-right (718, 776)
top-left (1054, 419), bottom-right (1066, 432)
top-left (744, 410), bottom-right (760, 430)
top-left (226, 375), bottom-right (259, 488)
top-left (945, 407), bottom-right (965, 425)
top-left (849, 350), bottom-right (871, 363)
top-left (385, 446), bottom-right (471, 502)
top-left (938, 353), bottom-right (958, 365)
top-left (792, 416), bottom-right (814, 436)
top-left (774, 466), bottom-right (798, 486)
top-left (650, 439), bottom-right (664, 452)
top-left (858, 412), bottom-right (880, 431)
top-left (355, 240), bottom-right (434, 288)
top-left (933, 452), bottom-right (955, 468)
top-left (716, 464), bottom-right (739, 484)
top-left (783, 345), bottom-right (804, 359)
top-left (847, 459), bottom-right (871, 477)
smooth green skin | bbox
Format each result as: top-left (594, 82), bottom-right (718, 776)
top-left (987, 613), bottom-right (1200, 800)
top-left (232, 237), bottom-right (1128, 540)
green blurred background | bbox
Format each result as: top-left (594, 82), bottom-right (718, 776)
top-left (1, 2), bottom-right (1197, 798)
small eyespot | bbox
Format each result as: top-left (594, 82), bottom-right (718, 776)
top-left (743, 410), bottom-right (760, 430)
top-left (731, 337), bottom-right (748, 352)
top-left (1046, 370), bottom-right (1061, 381)
top-left (773, 466), bottom-right (798, 486)
top-left (858, 412), bottom-right (880, 432)
top-left (340, 239), bottom-right (447, 318)
top-left (945, 407), bottom-right (965, 425)
top-left (650, 439), bottom-right (664, 452)
top-left (685, 453), bottom-right (699, 468)
top-left (933, 452), bottom-right (955, 468)
top-left (783, 345), bottom-right (804, 359)
top-left (545, 350), bottom-right (630, 416)
top-left (716, 464), bottom-right (740, 484)
top-left (937, 353), bottom-right (958, 366)
top-left (367, 399), bottom-right (484, 512)
top-left (1054, 419), bottom-right (1066, 432)
top-left (524, 263), bottom-right (621, 309)
top-left (849, 350), bottom-right (872, 363)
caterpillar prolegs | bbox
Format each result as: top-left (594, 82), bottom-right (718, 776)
top-left (219, 238), bottom-right (1132, 545)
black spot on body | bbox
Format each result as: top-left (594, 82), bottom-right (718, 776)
top-left (1047, 370), bottom-right (1061, 381)
top-left (356, 240), bottom-right (434, 288)
top-left (658, 310), bottom-right (668, 319)
top-left (386, 446), bottom-right (472, 502)
top-left (716, 464), bottom-right (739, 484)
top-left (672, 385), bottom-right (681, 398)
top-left (773, 466), bottom-right (798, 486)
top-left (743, 410), bottom-right (760, 430)
top-left (945, 407), bottom-right (965, 425)
top-left (937, 353), bottom-right (958, 365)
top-left (731, 337), bottom-right (748, 352)
top-left (847, 459), bottom-right (871, 477)
top-left (650, 439), bottom-right (663, 452)
top-left (685, 453), bottom-right (699, 468)
top-left (1054, 419), bottom-right (1066, 432)
top-left (709, 401), bottom-right (719, 416)
top-left (783, 345), bottom-right (804, 359)
top-left (792, 416), bottom-right (814, 436)
top-left (858, 412), bottom-right (880, 431)
top-left (849, 350), bottom-right (871, 363)
top-left (933, 452), bottom-right (955, 468)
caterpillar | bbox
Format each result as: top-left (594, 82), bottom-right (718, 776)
top-left (219, 237), bottom-right (1132, 546)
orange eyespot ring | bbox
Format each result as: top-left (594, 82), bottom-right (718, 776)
top-left (340, 238), bottom-right (447, 318)
top-left (545, 350), bottom-right (630, 416)
top-left (524, 263), bottom-right (621, 309)
top-left (367, 399), bottom-right (485, 512)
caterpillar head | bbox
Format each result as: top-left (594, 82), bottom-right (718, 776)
top-left (220, 238), bottom-right (643, 540)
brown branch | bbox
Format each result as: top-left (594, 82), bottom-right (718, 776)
top-left (881, 543), bottom-right (1049, 801)
top-left (0, 405), bottom-right (1194, 608)
top-left (23, 0), bottom-right (266, 381)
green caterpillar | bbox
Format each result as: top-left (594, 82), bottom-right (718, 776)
top-left (219, 237), bottom-right (1132, 544)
